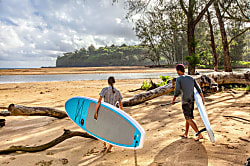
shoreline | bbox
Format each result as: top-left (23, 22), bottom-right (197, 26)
top-left (0, 66), bottom-right (214, 75)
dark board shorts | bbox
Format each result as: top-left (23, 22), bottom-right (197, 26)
top-left (182, 102), bottom-right (194, 120)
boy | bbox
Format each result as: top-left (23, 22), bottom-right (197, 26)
top-left (172, 64), bottom-right (204, 141)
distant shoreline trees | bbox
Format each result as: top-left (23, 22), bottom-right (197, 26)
top-left (56, 44), bottom-right (157, 67)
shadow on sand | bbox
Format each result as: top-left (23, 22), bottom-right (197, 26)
top-left (149, 138), bottom-right (208, 166)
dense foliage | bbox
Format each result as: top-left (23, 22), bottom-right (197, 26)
top-left (56, 44), bottom-right (155, 67)
top-left (124, 0), bottom-right (249, 72)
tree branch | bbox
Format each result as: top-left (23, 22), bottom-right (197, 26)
top-left (219, 0), bottom-right (250, 23)
top-left (179, 0), bottom-right (188, 15)
top-left (223, 16), bottom-right (250, 23)
top-left (0, 129), bottom-right (97, 154)
top-left (228, 27), bottom-right (250, 45)
top-left (221, 0), bottom-right (233, 17)
top-left (194, 0), bottom-right (215, 25)
top-left (235, 0), bottom-right (249, 20)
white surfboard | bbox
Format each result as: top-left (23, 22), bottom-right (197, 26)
top-left (194, 88), bottom-right (215, 143)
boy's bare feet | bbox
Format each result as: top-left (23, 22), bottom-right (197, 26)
top-left (180, 133), bottom-right (188, 138)
top-left (104, 142), bottom-right (108, 148)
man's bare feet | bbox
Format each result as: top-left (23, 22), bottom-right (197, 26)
top-left (180, 133), bottom-right (188, 138)
top-left (194, 134), bottom-right (204, 141)
top-left (107, 145), bottom-right (113, 153)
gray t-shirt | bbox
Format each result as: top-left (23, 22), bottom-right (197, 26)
top-left (99, 86), bottom-right (123, 106)
top-left (174, 75), bottom-right (202, 104)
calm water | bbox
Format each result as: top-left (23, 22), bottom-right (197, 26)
top-left (0, 72), bottom-right (177, 84)
top-left (0, 68), bottom-right (248, 84)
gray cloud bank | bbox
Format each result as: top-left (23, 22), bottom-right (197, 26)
top-left (0, 0), bottom-right (138, 68)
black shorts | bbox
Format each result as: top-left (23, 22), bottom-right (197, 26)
top-left (182, 102), bottom-right (194, 120)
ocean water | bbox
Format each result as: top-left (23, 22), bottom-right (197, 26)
top-left (0, 72), bottom-right (178, 84)
top-left (0, 68), bottom-right (248, 84)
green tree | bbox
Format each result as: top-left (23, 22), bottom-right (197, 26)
top-left (134, 1), bottom-right (186, 65)
top-left (88, 44), bottom-right (96, 55)
top-left (213, 0), bottom-right (249, 72)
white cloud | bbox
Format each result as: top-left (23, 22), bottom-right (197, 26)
top-left (0, 0), bottom-right (138, 68)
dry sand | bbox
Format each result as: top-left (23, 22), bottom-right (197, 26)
top-left (0, 68), bottom-right (249, 166)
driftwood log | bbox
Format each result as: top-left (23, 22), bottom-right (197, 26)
top-left (0, 129), bottom-right (96, 154)
top-left (0, 119), bottom-right (5, 127)
top-left (5, 104), bottom-right (67, 119)
top-left (122, 72), bottom-right (250, 107)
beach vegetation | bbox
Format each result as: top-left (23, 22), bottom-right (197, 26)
top-left (247, 85), bottom-right (250, 91)
top-left (141, 75), bottom-right (173, 91)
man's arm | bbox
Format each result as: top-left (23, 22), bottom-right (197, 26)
top-left (194, 80), bottom-right (205, 104)
top-left (172, 78), bottom-right (180, 105)
top-left (94, 96), bottom-right (102, 119)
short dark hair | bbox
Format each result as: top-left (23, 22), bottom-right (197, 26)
top-left (176, 64), bottom-right (185, 73)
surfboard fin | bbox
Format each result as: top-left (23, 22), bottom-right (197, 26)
top-left (195, 128), bottom-right (207, 136)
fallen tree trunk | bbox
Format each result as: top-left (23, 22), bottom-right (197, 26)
top-left (203, 72), bottom-right (250, 85)
top-left (7, 104), bottom-right (67, 119)
top-left (0, 129), bottom-right (97, 154)
top-left (122, 72), bottom-right (250, 107)
top-left (0, 111), bottom-right (10, 116)
top-left (123, 83), bottom-right (174, 107)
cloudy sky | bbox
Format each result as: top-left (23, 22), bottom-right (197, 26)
top-left (0, 0), bottom-right (139, 68)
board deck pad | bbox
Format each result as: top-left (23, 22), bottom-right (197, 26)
top-left (65, 96), bottom-right (145, 149)
top-left (194, 88), bottom-right (215, 143)
top-left (86, 103), bottom-right (135, 145)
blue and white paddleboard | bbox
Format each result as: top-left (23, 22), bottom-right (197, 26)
top-left (194, 88), bottom-right (215, 143)
top-left (65, 96), bottom-right (145, 149)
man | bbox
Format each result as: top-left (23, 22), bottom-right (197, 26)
top-left (172, 64), bottom-right (204, 141)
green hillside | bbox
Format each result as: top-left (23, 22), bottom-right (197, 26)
top-left (56, 44), bottom-right (154, 67)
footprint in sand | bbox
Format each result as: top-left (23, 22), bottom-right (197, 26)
top-left (35, 160), bottom-right (53, 166)
top-left (2, 161), bottom-right (10, 164)
top-left (46, 151), bottom-right (54, 155)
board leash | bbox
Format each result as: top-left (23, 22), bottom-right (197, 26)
top-left (195, 128), bottom-right (207, 136)
top-left (134, 141), bottom-right (138, 166)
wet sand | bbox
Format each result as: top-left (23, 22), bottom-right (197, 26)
top-left (0, 66), bottom-right (213, 75)
top-left (0, 68), bottom-right (249, 166)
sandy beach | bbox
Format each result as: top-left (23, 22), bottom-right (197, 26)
top-left (0, 68), bottom-right (249, 166)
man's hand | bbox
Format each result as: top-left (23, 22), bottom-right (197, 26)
top-left (202, 97), bottom-right (205, 105)
top-left (172, 96), bottom-right (177, 105)
top-left (200, 93), bottom-right (205, 105)
top-left (94, 113), bottom-right (98, 120)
